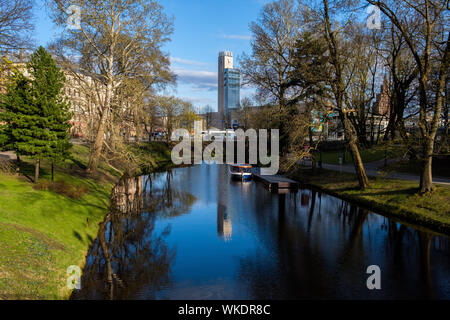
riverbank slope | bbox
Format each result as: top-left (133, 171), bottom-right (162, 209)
top-left (288, 166), bottom-right (450, 234)
top-left (0, 142), bottom-right (172, 299)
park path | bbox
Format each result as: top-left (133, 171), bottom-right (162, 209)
top-left (0, 151), bottom-right (17, 160)
top-left (307, 159), bottom-right (450, 186)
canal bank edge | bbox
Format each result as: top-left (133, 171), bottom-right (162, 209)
top-left (0, 142), bottom-right (174, 300)
top-left (66, 142), bottom-right (176, 299)
top-left (288, 167), bottom-right (450, 235)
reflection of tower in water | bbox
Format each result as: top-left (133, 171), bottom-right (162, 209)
top-left (217, 204), bottom-right (232, 242)
top-left (217, 166), bottom-right (232, 241)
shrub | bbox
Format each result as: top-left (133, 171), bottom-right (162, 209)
top-left (33, 180), bottom-right (90, 199)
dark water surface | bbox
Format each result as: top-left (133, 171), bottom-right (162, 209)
top-left (72, 164), bottom-right (450, 300)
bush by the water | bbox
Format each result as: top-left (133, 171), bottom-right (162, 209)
top-left (33, 180), bottom-right (90, 199)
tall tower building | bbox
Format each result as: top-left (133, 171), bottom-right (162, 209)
top-left (218, 51), bottom-right (239, 129)
top-left (224, 68), bottom-right (241, 127)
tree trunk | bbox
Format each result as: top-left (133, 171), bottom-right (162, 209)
top-left (322, 0), bottom-right (369, 190)
top-left (344, 115), bottom-right (370, 190)
top-left (349, 139), bottom-right (370, 189)
top-left (34, 158), bottom-right (40, 183)
top-left (420, 32), bottom-right (449, 192)
top-left (420, 148), bottom-right (433, 193)
top-left (384, 112), bottom-right (396, 141)
top-left (51, 162), bottom-right (54, 182)
top-left (87, 108), bottom-right (108, 173)
top-left (87, 40), bottom-right (115, 173)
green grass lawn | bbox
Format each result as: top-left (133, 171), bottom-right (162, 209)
top-left (0, 141), bottom-right (172, 299)
top-left (0, 173), bottom-right (112, 299)
top-left (0, 171), bottom-right (112, 299)
top-left (319, 143), bottom-right (405, 164)
top-left (381, 158), bottom-right (450, 178)
top-left (0, 144), bottom-right (116, 299)
top-left (289, 167), bottom-right (450, 234)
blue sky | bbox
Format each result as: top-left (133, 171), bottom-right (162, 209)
top-left (33, 0), bottom-right (270, 112)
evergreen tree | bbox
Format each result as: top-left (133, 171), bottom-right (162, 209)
top-left (0, 71), bottom-right (45, 181)
top-left (28, 47), bottom-right (72, 181)
top-left (0, 120), bottom-right (7, 150)
top-left (0, 47), bottom-right (72, 182)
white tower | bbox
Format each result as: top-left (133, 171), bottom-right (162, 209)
top-left (218, 51), bottom-right (233, 129)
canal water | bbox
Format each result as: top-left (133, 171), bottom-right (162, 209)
top-left (72, 164), bottom-right (450, 300)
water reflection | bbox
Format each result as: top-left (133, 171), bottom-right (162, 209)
top-left (217, 204), bottom-right (232, 242)
top-left (238, 189), bottom-right (450, 299)
top-left (71, 173), bottom-right (197, 300)
top-left (73, 165), bottom-right (450, 299)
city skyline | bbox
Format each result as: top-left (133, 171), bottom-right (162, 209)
top-left (33, 0), bottom-right (267, 111)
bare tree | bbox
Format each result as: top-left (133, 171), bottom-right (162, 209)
top-left (240, 0), bottom-right (304, 154)
top-left (288, 28), bottom-right (332, 168)
top-left (320, 0), bottom-right (370, 189)
top-left (177, 100), bottom-right (201, 132)
top-left (155, 96), bottom-right (184, 143)
top-left (380, 23), bottom-right (419, 143)
top-left (238, 97), bottom-right (253, 130)
top-left (49, 0), bottom-right (174, 173)
top-left (0, 0), bottom-right (34, 50)
top-left (345, 25), bottom-right (381, 148)
top-left (366, 0), bottom-right (449, 192)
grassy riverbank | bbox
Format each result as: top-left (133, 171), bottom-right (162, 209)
top-left (0, 141), bottom-right (172, 299)
top-left (288, 166), bottom-right (450, 234)
top-left (319, 143), bottom-right (404, 165)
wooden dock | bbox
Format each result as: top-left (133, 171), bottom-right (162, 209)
top-left (253, 174), bottom-right (299, 191)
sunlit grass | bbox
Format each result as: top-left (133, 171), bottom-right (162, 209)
top-left (0, 141), bottom-right (173, 299)
top-left (0, 148), bottom-right (113, 299)
top-left (319, 143), bottom-right (404, 164)
top-left (289, 167), bottom-right (450, 233)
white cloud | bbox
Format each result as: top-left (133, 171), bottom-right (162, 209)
top-left (170, 57), bottom-right (209, 66)
top-left (222, 34), bottom-right (252, 40)
top-left (172, 67), bottom-right (218, 91)
top-left (182, 96), bottom-right (217, 106)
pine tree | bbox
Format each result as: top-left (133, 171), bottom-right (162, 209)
top-left (0, 71), bottom-right (47, 182)
top-left (0, 47), bottom-right (72, 182)
top-left (28, 47), bottom-right (72, 182)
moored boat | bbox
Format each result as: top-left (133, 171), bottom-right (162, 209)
top-left (229, 164), bottom-right (252, 181)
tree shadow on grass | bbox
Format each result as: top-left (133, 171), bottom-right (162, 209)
top-left (76, 179), bottom-right (112, 208)
top-left (17, 161), bottom-right (49, 183)
top-left (330, 186), bottom-right (362, 193)
top-left (73, 231), bottom-right (83, 242)
top-left (359, 187), bottom-right (418, 197)
top-left (68, 156), bottom-right (87, 170)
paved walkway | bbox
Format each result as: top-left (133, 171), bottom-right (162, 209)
top-left (300, 158), bottom-right (450, 186)
top-left (0, 151), bottom-right (17, 161)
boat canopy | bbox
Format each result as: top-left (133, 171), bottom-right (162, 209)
top-left (230, 164), bottom-right (252, 169)
top-left (230, 164), bottom-right (252, 174)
